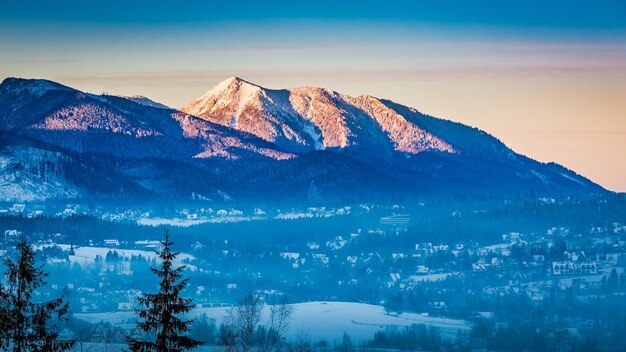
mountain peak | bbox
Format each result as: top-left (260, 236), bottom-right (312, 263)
top-left (225, 76), bottom-right (254, 85)
top-left (122, 95), bottom-right (171, 110)
top-left (0, 77), bottom-right (72, 97)
top-left (181, 76), bottom-right (267, 128)
top-left (211, 76), bottom-right (261, 93)
top-left (182, 78), bottom-right (457, 154)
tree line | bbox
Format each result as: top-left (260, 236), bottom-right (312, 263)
top-left (0, 230), bottom-right (297, 352)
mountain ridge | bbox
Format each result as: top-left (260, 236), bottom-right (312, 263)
top-left (0, 76), bottom-right (607, 202)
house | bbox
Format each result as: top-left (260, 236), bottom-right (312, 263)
top-left (62, 207), bottom-right (77, 216)
top-left (90, 323), bottom-right (110, 343)
top-left (552, 260), bottom-right (596, 275)
top-left (552, 261), bottom-right (574, 275)
top-left (307, 242), bottom-right (320, 250)
top-left (10, 203), bottom-right (26, 213)
top-left (228, 209), bottom-right (243, 216)
top-left (127, 327), bottom-right (148, 342)
top-left (191, 241), bottom-right (205, 251)
top-left (280, 252), bottom-right (300, 260)
top-left (502, 232), bottom-right (521, 242)
top-left (312, 253), bottom-right (329, 265)
top-left (431, 301), bottom-right (447, 313)
top-left (4, 229), bottom-right (20, 238)
top-left (326, 237), bottom-right (347, 250)
top-left (380, 214), bottom-right (411, 226)
top-left (578, 261), bottom-right (597, 274)
top-left (491, 257), bottom-right (503, 266)
top-left (118, 302), bottom-right (133, 311)
top-left (135, 240), bottom-right (161, 249)
top-left (473, 258), bottom-right (488, 272)
top-left (104, 239), bottom-right (120, 247)
top-left (434, 244), bottom-right (449, 252)
top-left (590, 226), bottom-right (604, 235)
top-left (110, 327), bottom-right (129, 343)
top-left (391, 253), bottom-right (406, 260)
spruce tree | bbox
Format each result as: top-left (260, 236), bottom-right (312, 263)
top-left (1, 237), bottom-right (74, 352)
top-left (0, 282), bottom-right (9, 351)
top-left (127, 230), bottom-right (200, 352)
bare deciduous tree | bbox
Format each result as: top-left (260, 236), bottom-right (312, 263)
top-left (221, 294), bottom-right (293, 352)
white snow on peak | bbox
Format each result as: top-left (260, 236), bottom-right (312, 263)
top-left (123, 95), bottom-right (171, 110)
top-left (190, 76), bottom-right (263, 123)
top-left (182, 77), bottom-right (455, 155)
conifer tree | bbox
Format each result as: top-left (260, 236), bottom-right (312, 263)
top-left (127, 230), bottom-right (200, 352)
top-left (1, 237), bottom-right (74, 352)
top-left (0, 282), bottom-right (9, 351)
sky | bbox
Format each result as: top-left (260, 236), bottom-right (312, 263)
top-left (1, 0), bottom-right (625, 191)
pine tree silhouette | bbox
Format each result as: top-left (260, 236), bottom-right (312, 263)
top-left (127, 230), bottom-right (201, 352)
top-left (0, 237), bottom-right (74, 352)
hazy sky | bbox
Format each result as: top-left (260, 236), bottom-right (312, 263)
top-left (1, 1), bottom-right (625, 191)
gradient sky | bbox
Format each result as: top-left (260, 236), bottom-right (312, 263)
top-left (1, 1), bottom-right (625, 191)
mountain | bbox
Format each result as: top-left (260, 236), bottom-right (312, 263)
top-left (182, 77), bottom-right (604, 195)
top-left (0, 78), bottom-right (393, 202)
top-left (0, 78), bottom-right (292, 201)
top-left (0, 76), bottom-right (606, 202)
top-left (0, 78), bottom-right (292, 160)
top-left (120, 95), bottom-right (171, 110)
top-left (182, 77), bottom-right (454, 156)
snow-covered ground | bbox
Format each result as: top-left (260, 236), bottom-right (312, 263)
top-left (409, 272), bottom-right (457, 282)
top-left (69, 343), bottom-right (214, 352)
top-left (76, 301), bottom-right (471, 343)
top-left (49, 244), bottom-right (195, 268)
top-left (136, 211), bottom-right (341, 227)
top-left (136, 217), bottom-right (216, 227)
top-left (136, 215), bottom-right (267, 227)
top-left (0, 146), bottom-right (81, 202)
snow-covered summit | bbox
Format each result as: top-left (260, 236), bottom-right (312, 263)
top-left (182, 77), bottom-right (454, 155)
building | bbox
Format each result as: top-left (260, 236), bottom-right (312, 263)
top-left (380, 214), bottom-right (411, 226)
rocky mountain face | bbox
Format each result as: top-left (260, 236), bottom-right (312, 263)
top-left (182, 77), bottom-right (455, 157)
top-left (0, 77), bottom-right (605, 202)
top-left (182, 77), bottom-right (603, 194)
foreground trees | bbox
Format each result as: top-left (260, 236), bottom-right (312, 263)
top-left (0, 237), bottom-right (74, 352)
top-left (127, 230), bottom-right (201, 352)
top-left (220, 294), bottom-right (293, 352)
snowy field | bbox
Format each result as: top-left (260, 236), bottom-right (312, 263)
top-left (136, 216), bottom-right (258, 227)
top-left (137, 217), bottom-right (215, 227)
top-left (76, 301), bottom-right (471, 343)
top-left (409, 272), bottom-right (458, 282)
top-left (70, 343), bottom-right (215, 352)
top-left (48, 244), bottom-right (195, 268)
